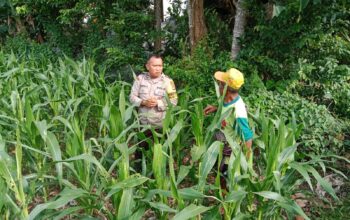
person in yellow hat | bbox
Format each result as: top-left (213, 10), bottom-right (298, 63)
top-left (204, 68), bottom-right (253, 186)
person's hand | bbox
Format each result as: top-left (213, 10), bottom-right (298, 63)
top-left (245, 147), bottom-right (252, 159)
top-left (141, 97), bottom-right (158, 108)
top-left (204, 105), bottom-right (217, 115)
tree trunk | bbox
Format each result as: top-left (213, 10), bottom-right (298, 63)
top-left (187, 0), bottom-right (207, 53)
top-left (231, 0), bottom-right (246, 60)
top-left (8, 3), bottom-right (27, 36)
top-left (154, 0), bottom-right (163, 52)
top-left (265, 1), bottom-right (274, 20)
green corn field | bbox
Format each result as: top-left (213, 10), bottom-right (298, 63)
top-left (0, 51), bottom-right (347, 220)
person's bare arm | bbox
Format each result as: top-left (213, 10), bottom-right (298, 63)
top-left (204, 105), bottom-right (218, 115)
top-left (245, 139), bottom-right (252, 159)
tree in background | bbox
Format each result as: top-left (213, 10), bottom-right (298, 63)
top-left (187, 0), bottom-right (207, 53)
top-left (231, 0), bottom-right (247, 60)
top-left (0, 0), bottom-right (28, 40)
top-left (154, 0), bottom-right (163, 52)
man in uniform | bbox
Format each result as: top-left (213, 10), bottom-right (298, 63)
top-left (129, 54), bottom-right (177, 169)
top-left (130, 54), bottom-right (178, 127)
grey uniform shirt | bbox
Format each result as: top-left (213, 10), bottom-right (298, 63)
top-left (129, 72), bottom-right (178, 127)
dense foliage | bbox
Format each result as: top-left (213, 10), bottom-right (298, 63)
top-left (0, 0), bottom-right (349, 219)
top-left (241, 0), bottom-right (350, 118)
top-left (0, 52), bottom-right (346, 219)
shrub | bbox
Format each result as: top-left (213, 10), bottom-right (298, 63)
top-left (165, 48), bottom-right (237, 95)
top-left (246, 89), bottom-right (348, 155)
top-left (2, 36), bottom-right (62, 64)
top-left (292, 58), bottom-right (350, 119)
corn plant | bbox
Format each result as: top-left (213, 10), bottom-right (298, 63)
top-left (0, 51), bottom-right (346, 220)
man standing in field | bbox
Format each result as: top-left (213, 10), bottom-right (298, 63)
top-left (129, 54), bottom-right (178, 168)
top-left (204, 68), bottom-right (253, 182)
top-left (130, 54), bottom-right (178, 127)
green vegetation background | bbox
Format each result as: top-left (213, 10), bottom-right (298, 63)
top-left (0, 0), bottom-right (349, 219)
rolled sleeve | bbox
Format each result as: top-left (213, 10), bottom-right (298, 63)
top-left (236, 118), bottom-right (253, 141)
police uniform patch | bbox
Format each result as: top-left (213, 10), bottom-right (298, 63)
top-left (168, 92), bottom-right (178, 99)
top-left (166, 80), bottom-right (176, 93)
top-left (170, 80), bottom-right (176, 90)
top-left (165, 80), bottom-right (177, 99)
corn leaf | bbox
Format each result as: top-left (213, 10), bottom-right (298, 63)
top-left (148, 202), bottom-right (178, 213)
top-left (289, 162), bottom-right (313, 191)
top-left (46, 131), bottom-right (63, 184)
top-left (129, 207), bottom-right (146, 220)
top-left (277, 145), bottom-right (297, 170)
top-left (107, 175), bottom-right (149, 198)
top-left (172, 204), bottom-right (211, 220)
top-left (176, 165), bottom-right (191, 185)
top-left (198, 141), bottom-right (222, 190)
top-left (254, 191), bottom-right (285, 202)
top-left (29, 188), bottom-right (86, 220)
top-left (153, 143), bottom-right (165, 188)
top-left (52, 206), bottom-right (83, 220)
top-left (307, 166), bottom-right (338, 200)
top-left (62, 153), bottom-right (109, 178)
top-left (117, 189), bottom-right (134, 220)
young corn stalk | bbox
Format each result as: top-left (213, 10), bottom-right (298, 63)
top-left (9, 91), bottom-right (28, 218)
top-left (245, 111), bottom-right (309, 219)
